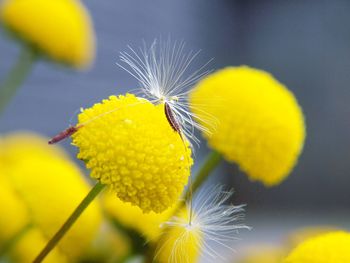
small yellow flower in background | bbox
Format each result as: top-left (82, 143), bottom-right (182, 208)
top-left (0, 0), bottom-right (95, 68)
top-left (190, 66), bottom-right (306, 186)
top-left (156, 208), bottom-right (203, 263)
top-left (284, 226), bottom-right (339, 249)
top-left (103, 192), bottom-right (175, 241)
top-left (284, 231), bottom-right (350, 263)
top-left (0, 132), bottom-right (102, 262)
top-left (237, 245), bottom-right (287, 263)
top-left (237, 226), bottom-right (339, 263)
top-left (72, 93), bottom-right (193, 213)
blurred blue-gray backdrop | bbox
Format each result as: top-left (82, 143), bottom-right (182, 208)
top-left (1, 0), bottom-right (350, 241)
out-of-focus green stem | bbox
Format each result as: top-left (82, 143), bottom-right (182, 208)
top-left (0, 223), bottom-right (33, 257)
top-left (0, 46), bottom-right (37, 115)
top-left (33, 182), bottom-right (105, 263)
top-left (185, 150), bottom-right (222, 199)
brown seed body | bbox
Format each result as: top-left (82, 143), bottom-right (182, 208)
top-left (164, 102), bottom-right (181, 134)
top-left (48, 126), bottom-right (81, 144)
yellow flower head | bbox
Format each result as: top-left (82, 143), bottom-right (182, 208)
top-left (237, 245), bottom-right (287, 263)
top-left (156, 208), bottom-right (203, 263)
top-left (103, 192), bottom-right (175, 241)
top-left (284, 231), bottom-right (350, 263)
top-left (0, 0), bottom-right (95, 68)
top-left (72, 94), bottom-right (193, 213)
top-left (0, 132), bottom-right (102, 262)
top-left (190, 66), bottom-right (306, 186)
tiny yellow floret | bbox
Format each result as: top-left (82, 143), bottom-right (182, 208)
top-left (190, 66), bottom-right (306, 186)
top-left (103, 192), bottom-right (175, 241)
top-left (0, 133), bottom-right (102, 262)
top-left (72, 94), bottom-right (192, 213)
top-left (284, 231), bottom-right (350, 263)
top-left (0, 0), bottom-right (95, 68)
top-left (156, 208), bottom-right (202, 263)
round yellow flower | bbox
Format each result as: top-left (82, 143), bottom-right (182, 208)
top-left (72, 94), bottom-right (192, 213)
top-left (0, 132), bottom-right (102, 262)
top-left (237, 246), bottom-right (287, 263)
top-left (103, 191), bottom-right (175, 241)
top-left (156, 208), bottom-right (202, 263)
top-left (284, 231), bottom-right (350, 263)
top-left (190, 66), bottom-right (305, 186)
top-left (0, 0), bottom-right (95, 68)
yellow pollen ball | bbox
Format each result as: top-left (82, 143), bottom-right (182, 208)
top-left (103, 192), bottom-right (175, 241)
top-left (284, 231), bottom-right (350, 263)
top-left (190, 66), bottom-right (306, 186)
top-left (0, 0), bottom-right (95, 68)
top-left (156, 208), bottom-right (203, 263)
top-left (0, 133), bottom-right (102, 262)
top-left (72, 94), bottom-right (193, 213)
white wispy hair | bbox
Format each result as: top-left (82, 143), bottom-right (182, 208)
top-left (158, 185), bottom-right (251, 262)
top-left (118, 38), bottom-right (217, 146)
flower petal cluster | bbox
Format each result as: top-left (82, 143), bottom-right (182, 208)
top-left (284, 231), bottom-right (350, 263)
top-left (0, 0), bottom-right (95, 68)
top-left (190, 66), bottom-right (306, 186)
top-left (0, 132), bottom-right (102, 262)
top-left (72, 94), bottom-right (193, 213)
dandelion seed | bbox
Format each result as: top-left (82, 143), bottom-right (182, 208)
top-left (118, 38), bottom-right (216, 146)
top-left (156, 186), bottom-right (250, 262)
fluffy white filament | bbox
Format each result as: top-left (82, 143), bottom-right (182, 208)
top-left (158, 186), bottom-right (251, 262)
top-left (118, 38), bottom-right (216, 146)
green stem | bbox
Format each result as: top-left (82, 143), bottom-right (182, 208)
top-left (187, 150), bottom-right (222, 198)
top-left (0, 46), bottom-right (37, 115)
top-left (33, 182), bottom-right (105, 263)
top-left (0, 223), bottom-right (33, 257)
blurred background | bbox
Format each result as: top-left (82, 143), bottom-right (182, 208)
top-left (1, 0), bottom-right (350, 261)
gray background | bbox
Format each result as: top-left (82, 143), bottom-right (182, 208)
top-left (1, 1), bottom-right (350, 260)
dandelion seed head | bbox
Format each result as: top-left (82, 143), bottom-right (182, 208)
top-left (156, 186), bottom-right (250, 262)
top-left (118, 38), bottom-right (216, 146)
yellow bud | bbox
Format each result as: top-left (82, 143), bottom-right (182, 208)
top-left (0, 132), bottom-right (102, 262)
top-left (284, 231), bottom-right (350, 263)
top-left (72, 94), bottom-right (192, 213)
top-left (0, 0), bottom-right (95, 68)
top-left (190, 66), bottom-right (305, 186)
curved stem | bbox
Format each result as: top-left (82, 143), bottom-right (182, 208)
top-left (0, 46), bottom-right (37, 115)
top-left (33, 182), bottom-right (105, 263)
top-left (186, 150), bottom-right (222, 198)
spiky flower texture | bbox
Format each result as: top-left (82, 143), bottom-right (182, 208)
top-left (0, 0), bottom-right (95, 68)
top-left (156, 187), bottom-right (249, 263)
top-left (190, 66), bottom-right (306, 186)
top-left (72, 94), bottom-right (192, 213)
top-left (284, 231), bottom-right (350, 263)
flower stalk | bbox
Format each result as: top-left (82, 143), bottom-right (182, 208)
top-left (186, 150), bottom-right (222, 199)
top-left (0, 45), bottom-right (37, 115)
top-left (33, 182), bottom-right (105, 263)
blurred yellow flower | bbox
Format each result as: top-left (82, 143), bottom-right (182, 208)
top-left (190, 66), bottom-right (305, 186)
top-left (156, 208), bottom-right (202, 263)
top-left (72, 94), bottom-right (192, 213)
top-left (284, 231), bottom-right (350, 263)
top-left (0, 132), bottom-right (102, 262)
top-left (0, 0), bottom-right (95, 68)
top-left (103, 191), bottom-right (175, 241)
top-left (237, 245), bottom-right (287, 263)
